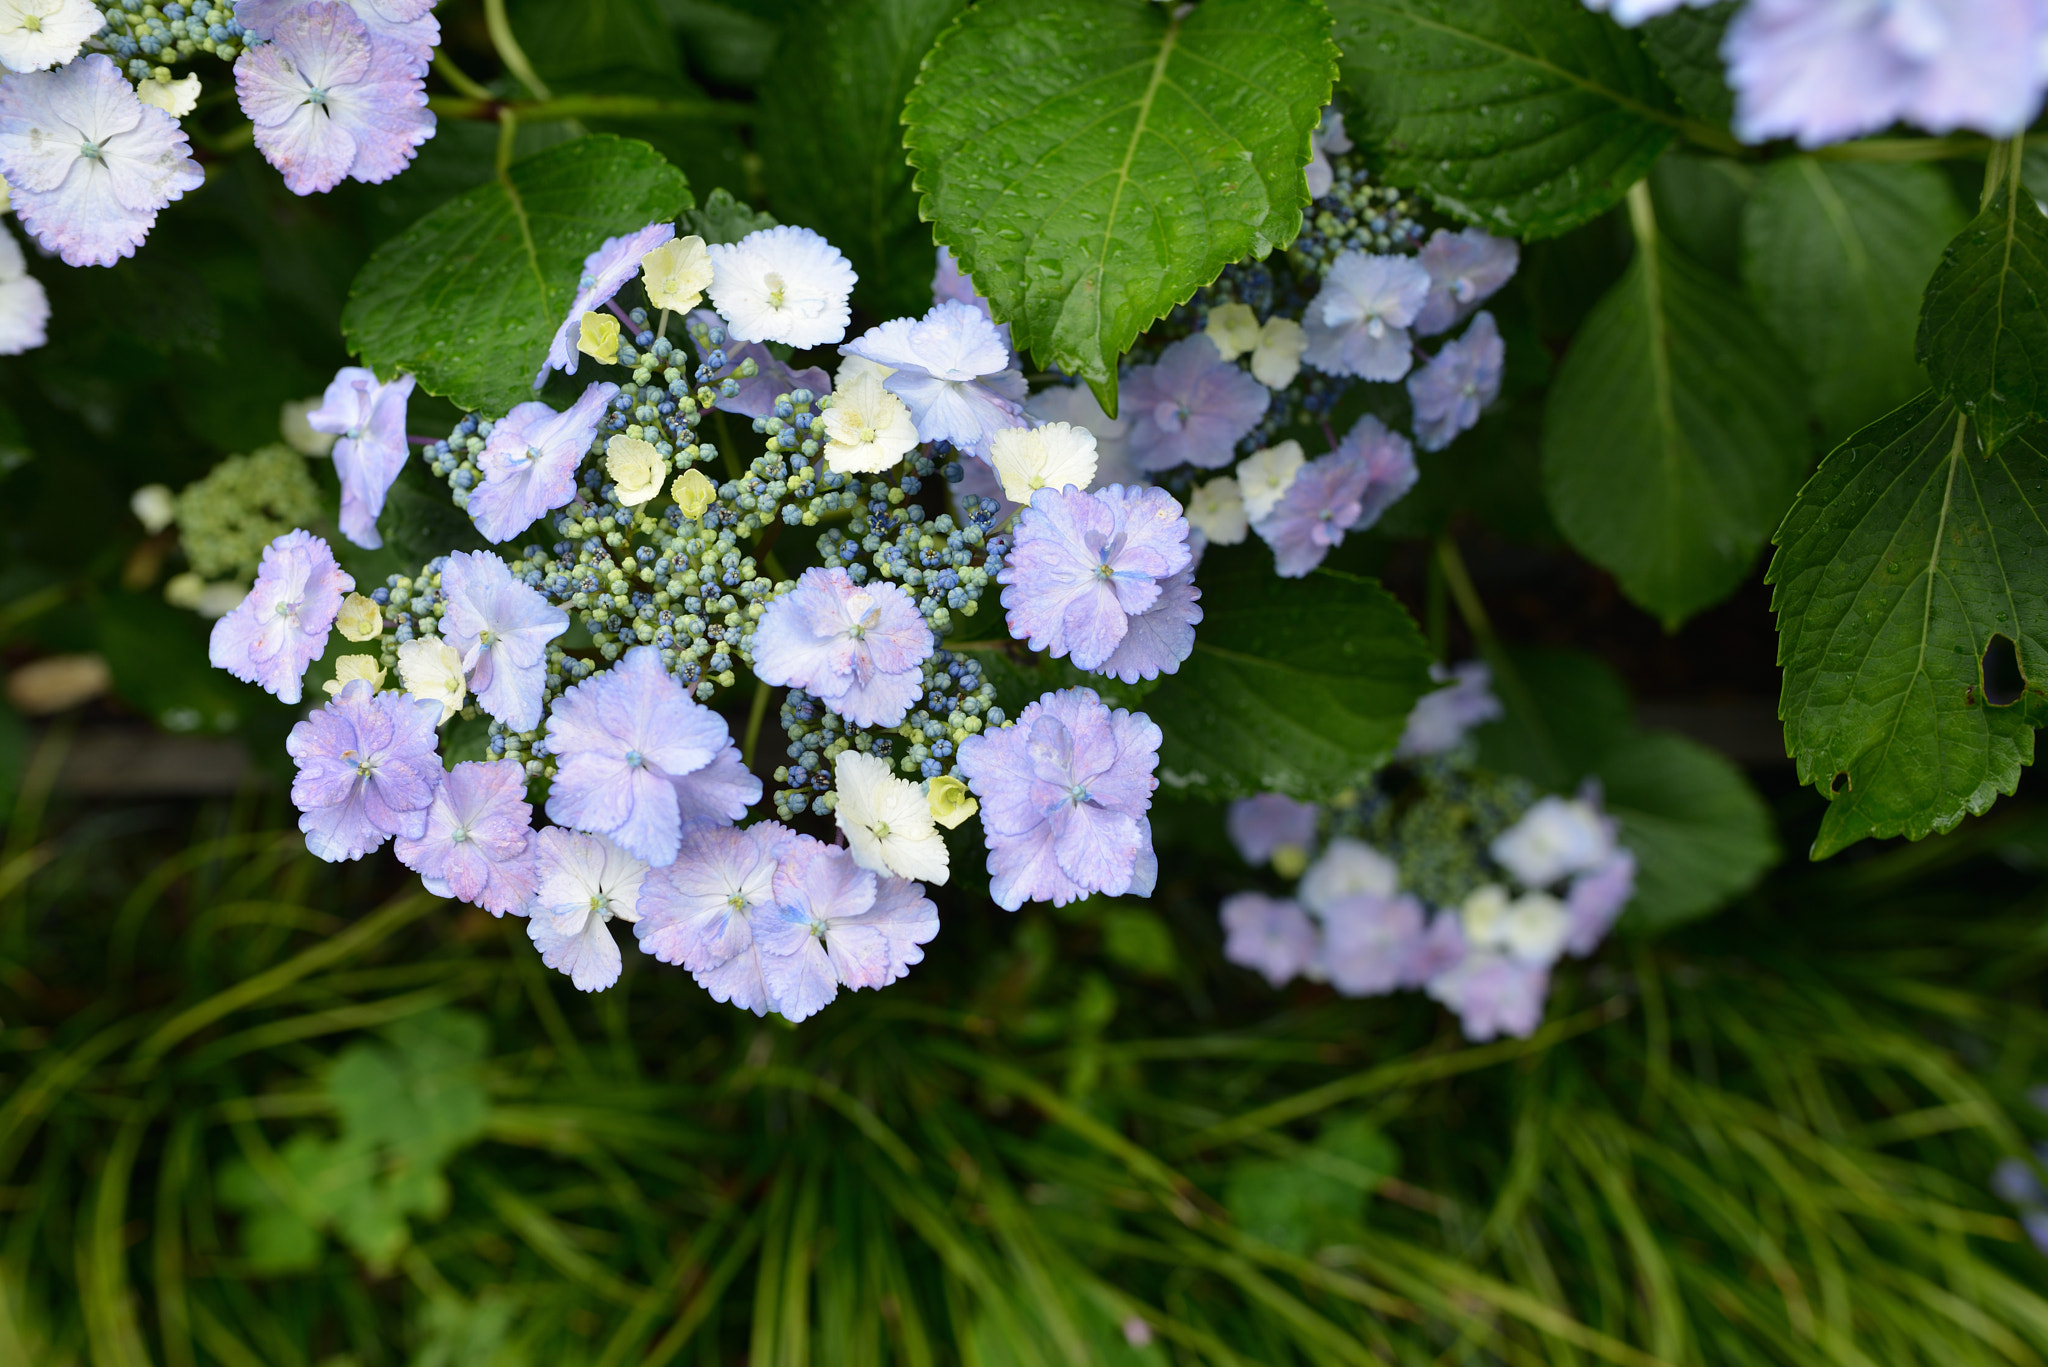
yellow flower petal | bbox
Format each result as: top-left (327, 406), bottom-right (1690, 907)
top-left (579, 311), bottom-right (620, 366)
top-left (323, 654), bottom-right (386, 698)
top-left (641, 235), bottom-right (712, 313)
top-left (605, 434), bottom-right (669, 507)
top-left (336, 592), bottom-right (383, 642)
top-left (926, 774), bottom-right (979, 830)
top-left (671, 467), bottom-right (717, 521)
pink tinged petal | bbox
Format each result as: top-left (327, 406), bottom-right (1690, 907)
top-left (695, 944), bottom-right (772, 1015)
top-left (634, 827), bottom-right (768, 969)
top-left (321, 32), bottom-right (433, 184)
top-left (530, 908), bottom-right (624, 992)
top-left (668, 743), bottom-right (761, 830)
top-left (1056, 585), bottom-right (1130, 670)
top-left (760, 929), bottom-right (838, 1022)
top-left (985, 823), bottom-right (1087, 911)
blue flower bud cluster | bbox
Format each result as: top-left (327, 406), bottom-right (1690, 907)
top-left (1288, 155), bottom-right (1428, 275)
top-left (1345, 754), bottom-right (1538, 910)
top-left (96, 0), bottom-right (249, 78)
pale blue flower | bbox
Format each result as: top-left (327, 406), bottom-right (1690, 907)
top-left (1427, 950), bottom-right (1549, 1041)
top-left (1397, 660), bottom-right (1504, 758)
top-left (1320, 891), bottom-right (1429, 997)
top-left (1226, 793), bottom-right (1319, 867)
top-left (1220, 892), bottom-right (1318, 987)
top-left (237, 0), bottom-right (439, 72)
top-left (394, 758), bottom-right (536, 916)
top-left (1413, 230), bottom-right (1519, 337)
top-left (468, 381), bottom-right (618, 544)
top-left (1096, 565), bottom-right (1201, 686)
top-left (287, 678), bottom-right (442, 863)
top-left (525, 828), bottom-right (647, 992)
top-left (1252, 417), bottom-right (1416, 577)
top-left (1302, 252), bottom-right (1431, 382)
top-left (752, 834), bottom-right (941, 1022)
top-left (209, 529), bottom-right (354, 705)
top-left (999, 484), bottom-right (1193, 672)
top-left (751, 567), bottom-right (933, 728)
top-left (955, 687), bottom-right (1161, 911)
top-left (1409, 311), bottom-right (1504, 452)
top-left (537, 222), bottom-right (674, 387)
top-left (1564, 848), bottom-right (1636, 955)
top-left (439, 549), bottom-right (569, 733)
top-left (1124, 334), bottom-right (1270, 472)
top-left (307, 366), bottom-right (414, 550)
top-left (841, 300), bottom-right (1026, 454)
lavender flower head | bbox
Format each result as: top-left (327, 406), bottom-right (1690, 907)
top-left (394, 758), bottom-right (537, 916)
top-left (750, 567), bottom-right (934, 728)
top-left (0, 53), bottom-right (204, 267)
top-left (1409, 312), bottom-right (1504, 452)
top-left (1397, 660), bottom-right (1504, 759)
top-left (307, 366), bottom-right (415, 549)
top-left (439, 549), bottom-right (570, 733)
top-left (635, 822), bottom-right (794, 1015)
top-left (956, 687), bottom-right (1162, 911)
top-left (286, 679), bottom-right (443, 862)
top-left (1254, 417), bottom-right (1417, 578)
top-left (544, 645), bottom-right (758, 867)
top-left (209, 529), bottom-right (354, 704)
top-left (538, 222), bottom-right (674, 387)
top-left (468, 380), bottom-right (618, 544)
top-left (754, 835), bottom-right (940, 1022)
top-left (1427, 952), bottom-right (1549, 1041)
top-left (1413, 230), bottom-right (1520, 336)
top-left (841, 300), bottom-right (1027, 455)
top-left (0, 0), bottom-right (102, 73)
top-left (235, 1), bottom-right (434, 196)
top-left (1220, 892), bottom-right (1319, 988)
top-left (707, 224), bottom-right (856, 349)
top-left (999, 484), bottom-right (1194, 672)
top-left (1321, 891), bottom-right (1430, 997)
top-left (526, 828), bottom-right (648, 993)
top-left (1096, 566), bottom-right (1202, 686)
top-left (237, 0), bottom-right (439, 72)
top-left (1124, 334), bottom-right (1272, 472)
top-left (1302, 251), bottom-right (1431, 382)
top-left (1227, 792), bottom-right (1319, 869)
top-left (1564, 847), bottom-right (1636, 956)
top-left (1725, 0), bottom-right (2048, 147)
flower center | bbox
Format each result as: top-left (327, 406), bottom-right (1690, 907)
top-left (22, 14), bottom-right (42, 31)
top-left (357, 758), bottom-right (377, 777)
top-left (1068, 783), bottom-right (1091, 805)
top-left (764, 272), bottom-right (787, 309)
top-left (727, 891), bottom-right (749, 911)
top-left (589, 892), bottom-right (611, 917)
top-left (479, 629), bottom-right (496, 647)
top-left (510, 445), bottom-right (540, 470)
top-left (79, 140), bottom-right (101, 162)
top-left (306, 87), bottom-right (328, 107)
top-left (625, 749), bottom-right (644, 767)
top-left (1365, 316), bottom-right (1386, 339)
top-left (871, 820), bottom-right (891, 840)
top-left (451, 827), bottom-right (470, 843)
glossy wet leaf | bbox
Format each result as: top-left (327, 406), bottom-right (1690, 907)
top-left (1917, 181), bottom-right (2048, 453)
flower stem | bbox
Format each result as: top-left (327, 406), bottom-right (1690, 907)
top-left (482, 0), bottom-right (551, 101)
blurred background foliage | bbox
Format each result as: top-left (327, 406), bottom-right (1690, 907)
top-left (4, 0), bottom-right (2048, 1362)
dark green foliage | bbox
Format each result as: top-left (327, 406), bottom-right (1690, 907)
top-left (343, 136), bottom-right (692, 415)
top-left (905, 0), bottom-right (1337, 410)
top-left (1329, 0), bottom-right (1684, 238)
top-left (1770, 394), bottom-right (2048, 857)
top-left (1918, 179), bottom-right (2048, 453)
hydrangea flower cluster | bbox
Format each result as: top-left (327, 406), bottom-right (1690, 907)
top-left (206, 217), bottom-right (1181, 1018)
top-left (1582, 0), bottom-right (2048, 149)
top-left (1217, 664), bottom-right (1638, 1041)
top-left (1101, 113), bottom-right (1517, 580)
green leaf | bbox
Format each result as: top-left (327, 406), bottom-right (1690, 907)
top-left (1596, 730), bottom-right (1778, 929)
top-left (342, 136), bottom-right (691, 416)
top-left (959, 643), bottom-right (1158, 721)
top-left (1770, 394), bottom-right (2048, 857)
top-left (757, 0), bottom-right (966, 321)
top-left (1635, 0), bottom-right (1737, 129)
top-left (1743, 159), bottom-right (1963, 438)
top-left (1476, 648), bottom-right (1778, 926)
top-left (1543, 217), bottom-right (1808, 627)
top-left (1917, 181), bottom-right (2048, 453)
top-left (1328, 0), bottom-right (1683, 239)
top-left (1141, 551), bottom-right (1434, 800)
top-left (681, 187), bottom-right (777, 246)
top-left (904, 0), bottom-right (1336, 410)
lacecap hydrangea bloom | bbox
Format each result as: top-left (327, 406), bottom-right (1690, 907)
top-left (1124, 334), bottom-right (1271, 472)
top-left (394, 758), bottom-right (538, 917)
top-left (468, 381), bottom-right (618, 543)
top-left (234, 0), bottom-right (434, 196)
top-left (208, 528), bottom-right (353, 704)
top-left (956, 687), bottom-right (1162, 911)
top-left (751, 567), bottom-right (933, 730)
top-left (0, 53), bottom-right (204, 267)
top-left (307, 366), bottom-right (415, 549)
top-left (1000, 484), bottom-right (1194, 674)
top-left (842, 300), bottom-right (1026, 455)
top-left (707, 224), bottom-right (856, 348)
top-left (438, 549), bottom-right (570, 733)
top-left (287, 679), bottom-right (443, 863)
top-left (1408, 312), bottom-right (1504, 453)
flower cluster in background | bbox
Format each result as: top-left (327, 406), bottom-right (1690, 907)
top-left (1217, 663), bottom-right (1637, 1042)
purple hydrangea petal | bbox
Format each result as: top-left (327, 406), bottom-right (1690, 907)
top-left (439, 549), bottom-right (569, 733)
top-left (1301, 252), bottom-right (1431, 381)
top-left (306, 366), bottom-right (414, 550)
top-left (1397, 660), bottom-right (1504, 759)
top-left (540, 221), bottom-right (676, 386)
top-left (1125, 334), bottom-right (1271, 472)
top-left (1220, 892), bottom-right (1319, 987)
top-left (1226, 793), bottom-right (1319, 866)
top-left (1095, 566), bottom-right (1200, 685)
top-left (668, 743), bottom-right (763, 830)
top-left (696, 943), bottom-right (773, 1016)
top-left (825, 873), bottom-right (940, 990)
top-left (209, 529), bottom-right (354, 704)
top-left (0, 53), bottom-right (204, 268)
top-left (287, 679), bottom-right (442, 862)
top-left (1413, 231), bottom-right (1520, 336)
top-left (526, 827), bottom-right (646, 992)
top-left (393, 759), bottom-right (536, 915)
top-left (236, 2), bottom-right (432, 197)
top-left (1408, 312), bottom-right (1505, 453)
top-left (1320, 892), bottom-right (1428, 997)
top-left (544, 646), bottom-right (739, 866)
top-left (469, 381), bottom-right (619, 543)
top-left (238, 0), bottom-right (440, 71)
top-left (1252, 417), bottom-right (1416, 578)
top-left (999, 484), bottom-right (1192, 671)
top-left (842, 301), bottom-right (1026, 454)
top-left (1427, 951), bottom-right (1550, 1041)
top-left (1564, 848), bottom-right (1636, 955)
top-left (956, 687), bottom-right (1161, 911)
top-left (634, 822), bottom-right (787, 970)
top-left (1726, 0), bottom-right (2048, 148)
top-left (750, 567), bottom-right (933, 728)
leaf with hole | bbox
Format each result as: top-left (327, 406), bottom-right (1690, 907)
top-left (1769, 393), bottom-right (2048, 857)
top-left (342, 136), bottom-right (690, 416)
top-left (1327, 0), bottom-right (1684, 239)
top-left (1139, 550), bottom-right (1434, 800)
top-left (1743, 159), bottom-right (1963, 438)
top-left (1543, 225), bottom-right (1808, 627)
top-left (904, 0), bottom-right (1336, 410)
top-left (1917, 181), bottom-right (2048, 453)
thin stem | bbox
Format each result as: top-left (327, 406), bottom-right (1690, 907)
top-left (1982, 132), bottom-right (2026, 212)
top-left (1434, 536), bottom-right (1566, 784)
top-left (428, 94), bottom-right (752, 125)
top-left (494, 105), bottom-right (518, 180)
top-left (431, 50), bottom-right (494, 102)
top-left (742, 681), bottom-right (772, 769)
top-left (1816, 133), bottom-right (1993, 164)
top-left (605, 300), bottom-right (635, 329)
top-left (482, 0), bottom-right (551, 100)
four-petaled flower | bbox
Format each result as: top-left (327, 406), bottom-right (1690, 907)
top-left (524, 827), bottom-right (648, 992)
top-left (1407, 311), bottom-right (1504, 452)
top-left (834, 750), bottom-right (949, 884)
top-left (286, 678), bottom-right (443, 862)
top-left (394, 758), bottom-right (538, 916)
top-left (751, 567), bottom-right (933, 729)
top-left (1124, 334), bottom-right (1270, 472)
top-left (468, 381), bottom-right (619, 543)
top-left (754, 834), bottom-right (939, 1022)
top-left (999, 484), bottom-right (1194, 673)
top-left (635, 822), bottom-right (794, 1015)
top-left (209, 529), bottom-right (354, 704)
top-left (1302, 251), bottom-right (1431, 382)
top-left (438, 550), bottom-right (569, 733)
top-left (306, 365), bottom-right (415, 549)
